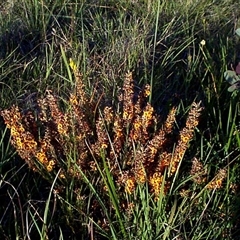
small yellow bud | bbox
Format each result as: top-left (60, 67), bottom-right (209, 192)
top-left (200, 40), bottom-right (206, 46)
top-left (69, 58), bottom-right (78, 71)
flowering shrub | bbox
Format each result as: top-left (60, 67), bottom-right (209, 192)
top-left (1, 63), bottom-right (203, 203)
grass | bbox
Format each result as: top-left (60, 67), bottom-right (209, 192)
top-left (0, 0), bottom-right (240, 239)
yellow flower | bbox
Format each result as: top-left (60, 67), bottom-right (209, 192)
top-left (149, 172), bottom-right (163, 197)
top-left (46, 160), bottom-right (55, 172)
top-left (101, 143), bottom-right (108, 149)
top-left (125, 177), bottom-right (136, 194)
top-left (15, 137), bottom-right (23, 149)
top-left (69, 95), bottom-right (78, 105)
top-left (133, 121), bottom-right (141, 130)
top-left (36, 151), bottom-right (48, 165)
top-left (200, 39), bottom-right (206, 46)
top-left (69, 58), bottom-right (78, 72)
top-left (143, 84), bottom-right (151, 97)
top-left (136, 167), bottom-right (147, 184)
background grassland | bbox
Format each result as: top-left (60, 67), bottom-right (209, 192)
top-left (0, 0), bottom-right (240, 239)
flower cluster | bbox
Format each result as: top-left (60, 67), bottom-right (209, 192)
top-left (190, 157), bottom-right (207, 184)
top-left (207, 169), bottom-right (227, 189)
top-left (1, 105), bottom-right (57, 172)
top-left (1, 65), bottom-right (203, 200)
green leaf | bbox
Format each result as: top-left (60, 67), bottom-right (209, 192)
top-left (224, 70), bottom-right (240, 84)
top-left (228, 82), bottom-right (240, 92)
top-left (236, 28), bottom-right (240, 37)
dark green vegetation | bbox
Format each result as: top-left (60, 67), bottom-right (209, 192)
top-left (0, 0), bottom-right (240, 239)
